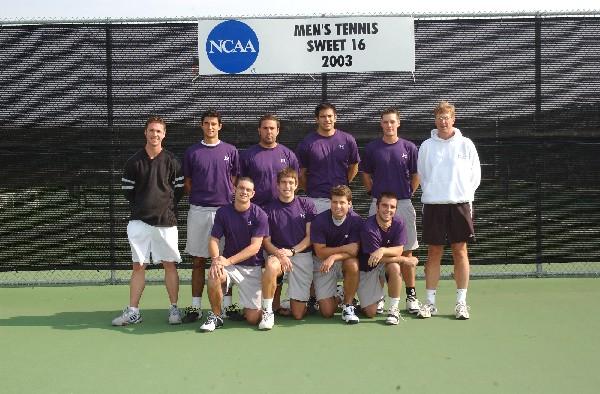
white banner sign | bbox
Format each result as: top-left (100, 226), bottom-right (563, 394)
top-left (197, 17), bottom-right (415, 75)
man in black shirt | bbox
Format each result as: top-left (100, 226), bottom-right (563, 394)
top-left (112, 116), bottom-right (185, 326)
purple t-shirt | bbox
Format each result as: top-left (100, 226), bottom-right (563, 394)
top-left (211, 203), bottom-right (269, 266)
top-left (310, 209), bottom-right (363, 248)
top-left (183, 141), bottom-right (239, 207)
top-left (296, 130), bottom-right (360, 198)
top-left (360, 138), bottom-right (418, 199)
top-left (359, 215), bottom-right (407, 272)
top-left (263, 197), bottom-right (316, 249)
top-left (239, 144), bottom-right (300, 207)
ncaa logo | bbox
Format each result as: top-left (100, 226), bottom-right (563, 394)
top-left (206, 20), bottom-right (260, 74)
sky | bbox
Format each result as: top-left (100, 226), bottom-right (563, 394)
top-left (1, 0), bottom-right (598, 20)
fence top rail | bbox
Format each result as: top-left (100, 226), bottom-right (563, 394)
top-left (1, 10), bottom-right (599, 26)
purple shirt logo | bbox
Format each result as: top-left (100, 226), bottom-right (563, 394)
top-left (402, 153), bottom-right (408, 159)
top-left (338, 144), bottom-right (345, 149)
top-left (224, 155), bottom-right (230, 161)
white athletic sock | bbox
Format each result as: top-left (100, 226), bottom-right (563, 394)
top-left (262, 298), bottom-right (274, 314)
top-left (223, 295), bottom-right (232, 308)
top-left (426, 289), bottom-right (437, 305)
top-left (129, 306), bottom-right (139, 313)
top-left (456, 289), bottom-right (468, 304)
top-left (192, 297), bottom-right (201, 309)
top-left (389, 297), bottom-right (400, 310)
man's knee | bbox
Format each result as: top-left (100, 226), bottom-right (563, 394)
top-left (342, 258), bottom-right (359, 275)
top-left (245, 309), bottom-right (261, 325)
top-left (264, 257), bottom-right (281, 277)
top-left (362, 305), bottom-right (377, 318)
top-left (319, 299), bottom-right (335, 318)
top-left (385, 262), bottom-right (401, 276)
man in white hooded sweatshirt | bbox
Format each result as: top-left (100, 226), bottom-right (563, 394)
top-left (416, 101), bottom-right (481, 320)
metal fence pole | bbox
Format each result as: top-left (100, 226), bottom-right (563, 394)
top-left (534, 15), bottom-right (544, 276)
top-left (106, 23), bottom-right (117, 285)
top-left (321, 73), bottom-right (328, 103)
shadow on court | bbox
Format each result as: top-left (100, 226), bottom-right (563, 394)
top-left (0, 308), bottom-right (407, 333)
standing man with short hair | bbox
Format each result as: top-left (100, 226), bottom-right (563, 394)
top-left (181, 109), bottom-right (239, 323)
top-left (240, 114), bottom-right (300, 208)
top-left (296, 103), bottom-right (360, 214)
top-left (417, 101), bottom-right (481, 320)
top-left (361, 108), bottom-right (421, 314)
top-left (112, 116), bottom-right (184, 326)
top-left (259, 168), bottom-right (316, 330)
top-left (200, 177), bottom-right (269, 332)
top-left (240, 114), bottom-right (300, 315)
top-left (310, 185), bottom-right (362, 324)
top-left (358, 193), bottom-right (418, 325)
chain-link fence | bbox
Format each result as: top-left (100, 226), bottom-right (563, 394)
top-left (1, 12), bottom-right (599, 285)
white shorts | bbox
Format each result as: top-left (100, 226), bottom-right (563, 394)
top-left (369, 198), bottom-right (419, 251)
top-left (357, 264), bottom-right (385, 309)
top-left (311, 198), bottom-right (331, 215)
top-left (185, 205), bottom-right (223, 258)
top-left (312, 257), bottom-right (342, 301)
top-left (286, 253), bottom-right (314, 302)
top-left (224, 265), bottom-right (262, 310)
top-left (127, 220), bottom-right (181, 265)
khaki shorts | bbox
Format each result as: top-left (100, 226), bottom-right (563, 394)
top-left (286, 252), bottom-right (314, 302)
top-left (369, 198), bottom-right (418, 251)
top-left (310, 197), bottom-right (331, 215)
top-left (127, 220), bottom-right (181, 264)
top-left (224, 265), bottom-right (262, 310)
top-left (313, 257), bottom-right (342, 301)
top-left (185, 205), bottom-right (223, 258)
top-left (357, 264), bottom-right (385, 308)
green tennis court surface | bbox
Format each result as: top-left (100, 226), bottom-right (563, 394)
top-left (1, 278), bottom-right (598, 394)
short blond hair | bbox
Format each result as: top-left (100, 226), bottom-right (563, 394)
top-left (434, 101), bottom-right (455, 117)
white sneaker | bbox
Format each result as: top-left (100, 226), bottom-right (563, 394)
top-left (406, 297), bottom-right (421, 314)
top-left (417, 303), bottom-right (438, 319)
top-left (376, 297), bottom-right (385, 314)
top-left (199, 312), bottom-right (224, 332)
top-left (112, 306), bottom-right (142, 326)
top-left (342, 304), bottom-right (360, 324)
top-left (385, 306), bottom-right (403, 325)
top-left (168, 305), bottom-right (182, 325)
top-left (280, 299), bottom-right (291, 309)
top-left (455, 302), bottom-right (470, 320)
top-left (258, 310), bottom-right (275, 330)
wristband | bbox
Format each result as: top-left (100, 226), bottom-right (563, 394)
top-left (290, 248), bottom-right (296, 256)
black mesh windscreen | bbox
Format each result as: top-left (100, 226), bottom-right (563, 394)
top-left (1, 17), bottom-right (599, 271)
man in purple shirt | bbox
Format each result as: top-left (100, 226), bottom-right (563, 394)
top-left (199, 177), bottom-right (269, 332)
top-left (240, 114), bottom-right (300, 208)
top-left (311, 185), bottom-right (362, 324)
top-left (359, 192), bottom-right (418, 325)
top-left (296, 103), bottom-right (360, 214)
top-left (182, 109), bottom-right (239, 323)
top-left (360, 108), bottom-right (421, 314)
top-left (259, 167), bottom-right (316, 330)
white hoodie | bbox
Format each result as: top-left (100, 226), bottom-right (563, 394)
top-left (417, 128), bottom-right (481, 204)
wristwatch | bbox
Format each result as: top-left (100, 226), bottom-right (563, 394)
top-left (290, 248), bottom-right (296, 256)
